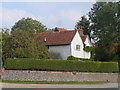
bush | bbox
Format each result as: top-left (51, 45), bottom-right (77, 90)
top-left (4, 58), bottom-right (119, 73)
top-left (67, 56), bottom-right (76, 60)
top-left (84, 46), bottom-right (95, 61)
top-left (112, 55), bottom-right (119, 62)
top-left (50, 51), bottom-right (62, 59)
top-left (67, 56), bottom-right (90, 61)
top-left (78, 58), bottom-right (89, 61)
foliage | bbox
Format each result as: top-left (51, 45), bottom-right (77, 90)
top-left (88, 2), bottom-right (120, 61)
top-left (0, 29), bottom-right (2, 57)
top-left (3, 30), bottom-right (51, 60)
top-left (1, 28), bottom-right (11, 60)
top-left (50, 51), bottom-right (62, 59)
top-left (89, 2), bottom-right (119, 38)
top-left (75, 16), bottom-right (91, 36)
top-left (84, 46), bottom-right (95, 61)
top-left (84, 46), bottom-right (94, 52)
top-left (118, 45), bottom-right (120, 72)
top-left (112, 55), bottom-right (119, 62)
top-left (78, 58), bottom-right (89, 61)
top-left (2, 18), bottom-right (54, 66)
top-left (0, 29), bottom-right (2, 68)
top-left (4, 58), bottom-right (119, 73)
top-left (11, 17), bottom-right (48, 33)
top-left (67, 56), bottom-right (76, 60)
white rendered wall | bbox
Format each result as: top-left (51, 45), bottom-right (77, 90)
top-left (84, 36), bottom-right (92, 47)
top-left (71, 31), bottom-right (91, 59)
top-left (84, 36), bottom-right (92, 59)
top-left (49, 45), bottom-right (71, 60)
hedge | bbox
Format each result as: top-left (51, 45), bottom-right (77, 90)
top-left (4, 58), bottom-right (119, 73)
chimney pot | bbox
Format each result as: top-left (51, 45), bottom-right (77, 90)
top-left (77, 26), bottom-right (83, 30)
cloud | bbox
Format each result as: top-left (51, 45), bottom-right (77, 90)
top-left (58, 10), bottom-right (82, 29)
top-left (0, 6), bottom-right (2, 29)
top-left (1, 7), bottom-right (36, 29)
top-left (38, 10), bottom-right (83, 29)
top-left (1, 7), bottom-right (83, 30)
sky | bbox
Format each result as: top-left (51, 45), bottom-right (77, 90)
top-left (1, 2), bottom-right (95, 30)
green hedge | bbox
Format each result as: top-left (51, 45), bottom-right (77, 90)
top-left (4, 58), bottom-right (119, 73)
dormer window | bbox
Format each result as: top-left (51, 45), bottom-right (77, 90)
top-left (76, 45), bottom-right (80, 51)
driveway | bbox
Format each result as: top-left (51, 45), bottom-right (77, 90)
top-left (0, 82), bottom-right (119, 88)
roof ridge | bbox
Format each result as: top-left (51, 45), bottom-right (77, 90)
top-left (34, 29), bottom-right (88, 45)
top-left (69, 29), bottom-right (77, 43)
top-left (55, 27), bottom-right (68, 31)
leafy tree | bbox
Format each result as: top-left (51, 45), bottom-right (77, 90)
top-left (2, 18), bottom-right (54, 65)
top-left (47, 28), bottom-right (55, 32)
top-left (1, 28), bottom-right (10, 44)
top-left (75, 16), bottom-right (90, 36)
top-left (89, 2), bottom-right (119, 40)
top-left (11, 17), bottom-right (48, 33)
top-left (89, 2), bottom-right (120, 61)
top-left (4, 30), bottom-right (52, 59)
top-left (1, 28), bottom-right (11, 66)
top-left (0, 29), bottom-right (2, 68)
top-left (2, 17), bottom-right (53, 61)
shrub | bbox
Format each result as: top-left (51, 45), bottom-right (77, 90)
top-left (4, 58), bottom-right (119, 73)
top-left (50, 51), bottom-right (62, 59)
top-left (112, 55), bottom-right (119, 62)
top-left (67, 56), bottom-right (76, 60)
top-left (84, 46), bottom-right (95, 61)
top-left (77, 58), bottom-right (89, 61)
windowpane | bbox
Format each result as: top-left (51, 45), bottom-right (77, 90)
top-left (76, 45), bottom-right (80, 51)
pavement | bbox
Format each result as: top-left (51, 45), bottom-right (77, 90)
top-left (0, 82), bottom-right (119, 88)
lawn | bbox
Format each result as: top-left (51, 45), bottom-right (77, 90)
top-left (1, 80), bottom-right (108, 84)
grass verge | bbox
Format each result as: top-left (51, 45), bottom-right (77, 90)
top-left (1, 80), bottom-right (108, 84)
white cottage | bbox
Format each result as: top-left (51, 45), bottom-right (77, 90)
top-left (35, 27), bottom-right (92, 60)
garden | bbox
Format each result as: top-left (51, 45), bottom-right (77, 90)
top-left (1, 2), bottom-right (120, 73)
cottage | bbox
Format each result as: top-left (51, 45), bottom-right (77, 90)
top-left (35, 27), bottom-right (92, 60)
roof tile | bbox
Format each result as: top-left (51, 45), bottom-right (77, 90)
top-left (34, 28), bottom-right (88, 45)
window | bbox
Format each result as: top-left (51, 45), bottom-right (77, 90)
top-left (76, 45), bottom-right (80, 51)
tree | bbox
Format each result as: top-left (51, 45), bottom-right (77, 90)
top-left (89, 2), bottom-right (119, 40)
top-left (75, 16), bottom-right (91, 36)
top-left (11, 17), bottom-right (48, 33)
top-left (1, 28), bottom-right (11, 66)
top-left (89, 2), bottom-right (120, 61)
top-left (4, 30), bottom-right (51, 59)
top-left (2, 17), bottom-right (53, 61)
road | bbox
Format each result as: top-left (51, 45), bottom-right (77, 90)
top-left (0, 82), bottom-right (119, 88)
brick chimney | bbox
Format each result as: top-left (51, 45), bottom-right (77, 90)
top-left (77, 26), bottom-right (84, 35)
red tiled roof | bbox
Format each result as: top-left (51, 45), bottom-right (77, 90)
top-left (35, 30), bottom-right (76, 45)
top-left (55, 27), bottom-right (68, 32)
top-left (34, 29), bottom-right (88, 45)
top-left (80, 35), bottom-right (88, 43)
